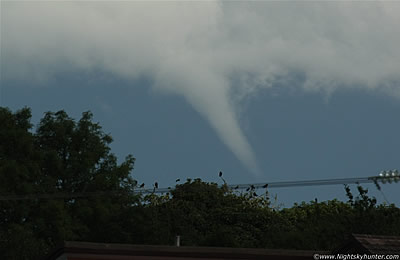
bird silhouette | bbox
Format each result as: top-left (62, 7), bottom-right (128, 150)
top-left (154, 182), bottom-right (158, 189)
top-left (139, 183), bottom-right (145, 188)
top-left (176, 178), bottom-right (180, 182)
top-left (218, 171), bottom-right (226, 185)
top-left (262, 184), bottom-right (268, 188)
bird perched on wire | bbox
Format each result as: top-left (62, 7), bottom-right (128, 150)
top-left (152, 182), bottom-right (158, 193)
top-left (219, 171), bottom-right (226, 185)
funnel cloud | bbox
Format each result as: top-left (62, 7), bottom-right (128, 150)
top-left (2, 1), bottom-right (400, 175)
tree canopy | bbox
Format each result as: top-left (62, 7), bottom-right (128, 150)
top-left (0, 107), bottom-right (137, 259)
top-left (1, 107), bottom-right (399, 259)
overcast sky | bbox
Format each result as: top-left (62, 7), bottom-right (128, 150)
top-left (1, 1), bottom-right (400, 206)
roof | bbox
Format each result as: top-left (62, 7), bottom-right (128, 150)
top-left (44, 241), bottom-right (328, 260)
top-left (333, 234), bottom-right (400, 254)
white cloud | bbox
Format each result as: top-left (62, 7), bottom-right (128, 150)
top-left (1, 1), bottom-right (400, 175)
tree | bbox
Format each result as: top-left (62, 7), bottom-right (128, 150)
top-left (0, 107), bottom-right (48, 258)
top-left (0, 108), bottom-right (137, 259)
top-left (140, 180), bottom-right (400, 251)
top-left (138, 178), bottom-right (274, 248)
top-left (2, 106), bottom-right (400, 257)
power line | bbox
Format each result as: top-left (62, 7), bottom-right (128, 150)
top-left (0, 174), bottom-right (398, 201)
top-left (139, 175), bottom-right (395, 194)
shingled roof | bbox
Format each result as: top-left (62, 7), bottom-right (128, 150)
top-left (333, 234), bottom-right (400, 254)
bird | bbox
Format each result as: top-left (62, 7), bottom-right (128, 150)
top-left (262, 184), bottom-right (268, 188)
top-left (218, 171), bottom-right (226, 185)
top-left (176, 178), bottom-right (180, 182)
top-left (234, 185), bottom-right (239, 189)
top-left (154, 182), bottom-right (158, 189)
top-left (139, 183), bottom-right (145, 188)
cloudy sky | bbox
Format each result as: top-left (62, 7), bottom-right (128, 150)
top-left (1, 1), bottom-right (400, 206)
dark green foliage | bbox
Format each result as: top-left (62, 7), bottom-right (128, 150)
top-left (135, 179), bottom-right (273, 248)
top-left (271, 185), bottom-right (400, 251)
top-left (136, 181), bottom-right (400, 251)
top-left (0, 107), bottom-right (137, 259)
top-left (1, 107), bottom-right (400, 259)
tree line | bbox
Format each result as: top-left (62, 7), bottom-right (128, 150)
top-left (1, 107), bottom-right (399, 259)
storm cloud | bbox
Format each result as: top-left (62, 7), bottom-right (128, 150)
top-left (2, 1), bottom-right (400, 175)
